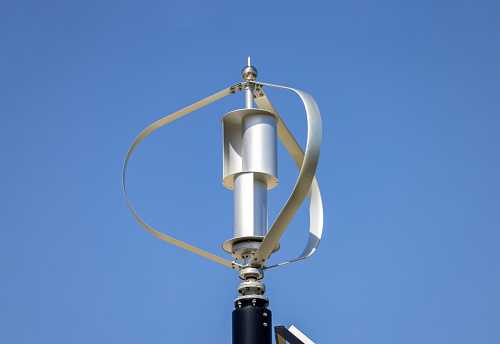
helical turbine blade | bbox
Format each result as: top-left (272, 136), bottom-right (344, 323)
top-left (123, 84), bottom-right (243, 270)
top-left (250, 82), bottom-right (323, 269)
top-left (255, 90), bottom-right (323, 269)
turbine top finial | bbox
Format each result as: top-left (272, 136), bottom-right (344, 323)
top-left (241, 57), bottom-right (257, 81)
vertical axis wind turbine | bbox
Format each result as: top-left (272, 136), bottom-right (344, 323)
top-left (123, 59), bottom-right (323, 344)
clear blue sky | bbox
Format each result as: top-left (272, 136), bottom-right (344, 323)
top-left (1, 1), bottom-right (499, 343)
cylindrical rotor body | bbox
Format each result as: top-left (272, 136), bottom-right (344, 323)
top-left (234, 173), bottom-right (268, 237)
top-left (242, 114), bottom-right (278, 177)
top-left (222, 109), bottom-right (278, 188)
top-left (221, 108), bottom-right (279, 258)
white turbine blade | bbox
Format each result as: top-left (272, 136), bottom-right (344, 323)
top-left (251, 82), bottom-right (322, 269)
top-left (123, 84), bottom-right (244, 270)
top-left (254, 89), bottom-right (323, 270)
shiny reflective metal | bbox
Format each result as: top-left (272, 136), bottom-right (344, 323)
top-left (242, 67), bottom-right (258, 81)
top-left (122, 63), bottom-right (323, 275)
top-left (237, 280), bottom-right (266, 296)
top-left (238, 267), bottom-right (264, 280)
top-left (231, 242), bottom-right (261, 261)
top-left (222, 109), bottom-right (279, 190)
top-left (242, 58), bottom-right (258, 82)
top-left (221, 106), bottom-right (279, 262)
top-left (234, 173), bottom-right (267, 237)
top-left (245, 82), bottom-right (255, 107)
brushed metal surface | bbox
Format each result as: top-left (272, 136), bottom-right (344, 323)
top-left (242, 114), bottom-right (278, 179)
top-left (234, 173), bottom-right (268, 238)
top-left (222, 109), bottom-right (279, 190)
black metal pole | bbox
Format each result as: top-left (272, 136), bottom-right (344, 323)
top-left (232, 298), bottom-right (272, 344)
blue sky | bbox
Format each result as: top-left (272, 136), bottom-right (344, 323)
top-left (1, 1), bottom-right (499, 343)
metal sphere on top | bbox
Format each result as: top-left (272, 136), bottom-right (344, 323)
top-left (241, 65), bottom-right (258, 81)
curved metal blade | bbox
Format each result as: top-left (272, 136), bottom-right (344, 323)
top-left (250, 82), bottom-right (322, 269)
top-left (122, 85), bottom-right (243, 270)
top-left (254, 90), bottom-right (323, 270)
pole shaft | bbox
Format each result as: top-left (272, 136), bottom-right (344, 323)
top-left (233, 299), bottom-right (272, 344)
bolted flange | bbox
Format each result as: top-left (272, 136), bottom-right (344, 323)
top-left (239, 267), bottom-right (264, 280)
top-left (237, 280), bottom-right (266, 296)
top-left (234, 295), bottom-right (269, 308)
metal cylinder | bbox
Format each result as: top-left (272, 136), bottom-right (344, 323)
top-left (234, 173), bottom-right (268, 238)
top-left (242, 114), bottom-right (278, 179)
top-left (233, 298), bottom-right (272, 344)
top-left (245, 83), bottom-right (254, 109)
top-left (221, 108), bottom-right (279, 256)
top-left (222, 109), bottom-right (279, 190)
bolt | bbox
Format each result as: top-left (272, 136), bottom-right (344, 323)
top-left (263, 312), bottom-right (267, 316)
top-left (263, 323), bottom-right (268, 327)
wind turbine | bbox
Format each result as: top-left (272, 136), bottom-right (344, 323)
top-left (123, 59), bottom-right (323, 344)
